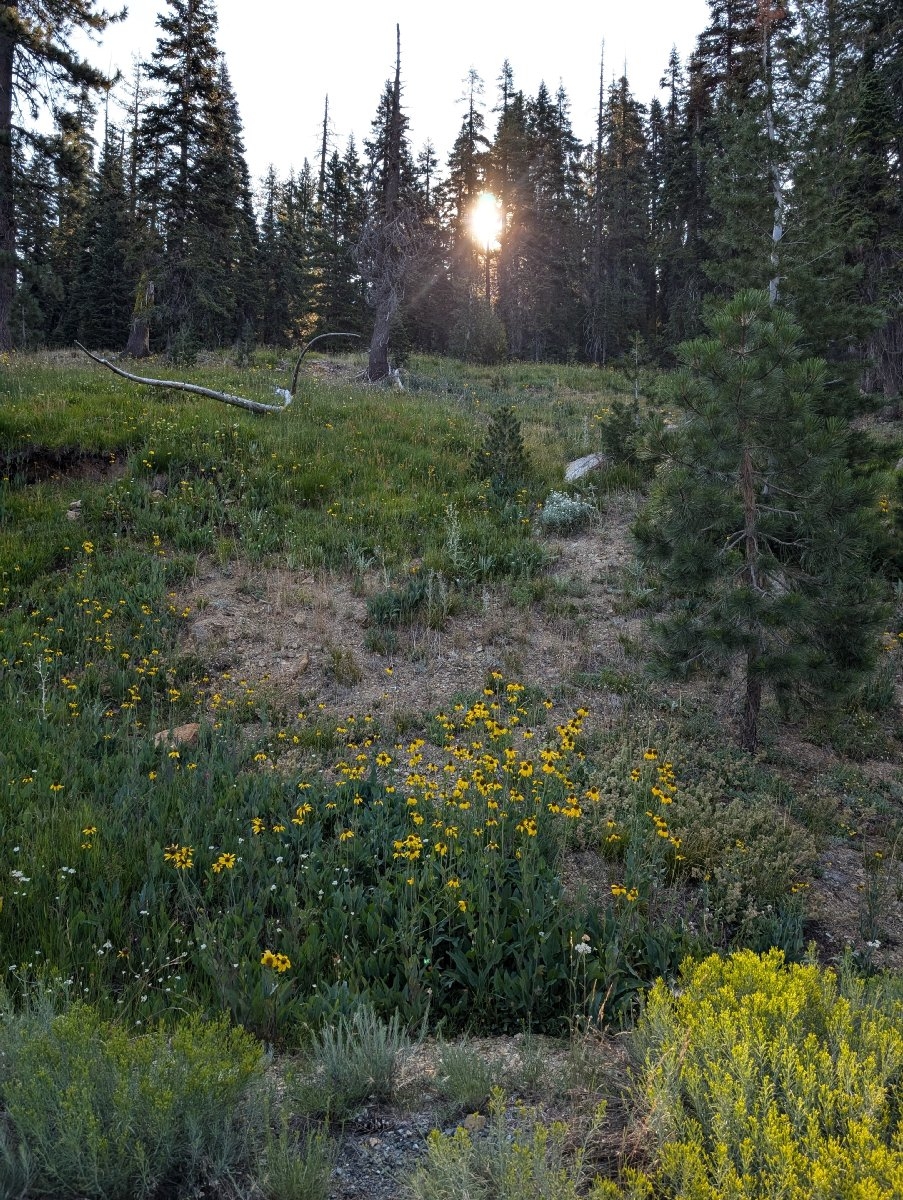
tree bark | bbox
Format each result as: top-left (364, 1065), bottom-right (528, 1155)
top-left (741, 647), bottom-right (762, 754)
top-left (0, 1), bottom-right (16, 352)
top-left (126, 276), bottom-right (154, 358)
top-left (739, 441), bottom-right (763, 753)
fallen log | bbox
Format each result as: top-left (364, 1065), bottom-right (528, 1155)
top-left (74, 343), bottom-right (290, 414)
top-left (76, 330), bottom-right (364, 414)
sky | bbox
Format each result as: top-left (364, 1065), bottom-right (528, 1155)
top-left (80, 0), bottom-right (711, 183)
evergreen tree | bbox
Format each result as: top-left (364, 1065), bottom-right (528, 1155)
top-left (189, 58), bottom-right (259, 346)
top-left (311, 140), bottom-right (367, 335)
top-left (138, 0), bottom-right (255, 350)
top-left (589, 73), bottom-right (651, 362)
top-left (443, 70), bottom-right (495, 358)
top-left (67, 128), bottom-right (135, 347)
top-left (649, 46), bottom-right (707, 350)
top-left (0, 0), bottom-right (123, 350)
top-left (12, 135), bottom-right (57, 344)
top-left (487, 67), bottom-right (532, 357)
top-left (635, 290), bottom-right (884, 753)
top-left (360, 26), bottom-right (421, 380)
top-left (46, 89), bottom-right (95, 340)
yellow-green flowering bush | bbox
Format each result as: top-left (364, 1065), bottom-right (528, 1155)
top-left (633, 950), bottom-right (903, 1198)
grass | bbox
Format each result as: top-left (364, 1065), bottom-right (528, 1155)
top-left (0, 348), bottom-right (902, 1197)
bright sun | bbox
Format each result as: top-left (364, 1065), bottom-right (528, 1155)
top-left (470, 192), bottom-right (502, 250)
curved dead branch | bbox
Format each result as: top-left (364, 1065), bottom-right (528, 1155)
top-left (289, 332), bottom-right (363, 396)
top-left (74, 343), bottom-right (290, 414)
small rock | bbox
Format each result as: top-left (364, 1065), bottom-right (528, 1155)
top-left (565, 452), bottom-right (609, 482)
top-left (150, 489), bottom-right (166, 501)
top-left (65, 503), bottom-right (82, 521)
top-left (153, 722), bottom-right (200, 749)
top-left (461, 1113), bottom-right (487, 1133)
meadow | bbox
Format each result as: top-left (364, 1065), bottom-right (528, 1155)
top-left (1, 347), bottom-right (902, 1198)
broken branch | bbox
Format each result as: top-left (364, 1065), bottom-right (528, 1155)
top-left (74, 343), bottom-right (291, 414)
top-left (290, 332), bottom-right (363, 396)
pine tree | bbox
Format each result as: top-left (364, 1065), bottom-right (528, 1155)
top-left (67, 128), bottom-right (135, 347)
top-left (443, 69), bottom-right (491, 349)
top-left (635, 290), bottom-right (884, 753)
top-left (0, 0), bottom-right (123, 350)
top-left (487, 67), bottom-right (531, 357)
top-left (138, 0), bottom-right (255, 350)
top-left (189, 58), bottom-right (259, 347)
top-left (360, 25), bottom-right (421, 380)
top-left (311, 140), bottom-right (367, 335)
top-left (12, 135), bottom-right (57, 344)
top-left (589, 73), bottom-right (651, 362)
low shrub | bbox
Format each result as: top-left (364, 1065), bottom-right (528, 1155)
top-left (406, 1088), bottom-right (641, 1200)
top-left (633, 949), bottom-right (903, 1198)
top-left (305, 1003), bottom-right (411, 1115)
top-left (539, 490), bottom-right (595, 534)
top-left (0, 1000), bottom-right (266, 1199)
top-left (436, 1038), bottom-right (500, 1112)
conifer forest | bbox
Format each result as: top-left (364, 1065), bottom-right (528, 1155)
top-left (2, 0), bottom-right (899, 398)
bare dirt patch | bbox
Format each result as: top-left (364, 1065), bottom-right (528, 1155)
top-left (181, 493), bottom-right (648, 729)
top-left (3, 445), bottom-right (125, 486)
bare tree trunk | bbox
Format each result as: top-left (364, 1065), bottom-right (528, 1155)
top-left (126, 275), bottom-right (154, 358)
top-left (0, 2), bottom-right (16, 352)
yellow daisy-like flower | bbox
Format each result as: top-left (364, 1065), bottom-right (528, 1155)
top-left (163, 843), bottom-right (194, 869)
top-left (339, 829), bottom-right (355, 842)
top-left (376, 752), bottom-right (392, 767)
top-left (260, 949), bottom-right (291, 972)
top-left (212, 852), bottom-right (236, 873)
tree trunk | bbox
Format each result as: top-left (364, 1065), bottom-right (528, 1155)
top-left (741, 647), bottom-right (762, 754)
top-left (739, 441), bottom-right (763, 753)
top-left (367, 304), bottom-right (391, 382)
top-left (126, 276), bottom-right (154, 358)
top-left (0, 2), bottom-right (16, 352)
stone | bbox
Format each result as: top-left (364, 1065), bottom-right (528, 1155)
top-left (153, 722), bottom-right (200, 749)
top-left (565, 452), bottom-right (609, 482)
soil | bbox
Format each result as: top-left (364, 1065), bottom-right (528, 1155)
top-left (2, 445), bottom-right (125, 485)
